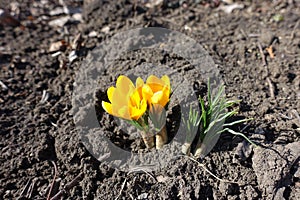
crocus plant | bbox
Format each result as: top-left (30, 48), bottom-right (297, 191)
top-left (102, 75), bottom-right (171, 149)
top-left (182, 80), bottom-right (257, 158)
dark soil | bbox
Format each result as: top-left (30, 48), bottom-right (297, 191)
top-left (1, 0), bottom-right (299, 199)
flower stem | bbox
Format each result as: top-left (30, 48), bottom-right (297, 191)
top-left (140, 131), bottom-right (154, 148)
top-left (156, 125), bottom-right (168, 149)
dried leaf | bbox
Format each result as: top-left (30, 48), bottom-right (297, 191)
top-left (266, 45), bottom-right (275, 58)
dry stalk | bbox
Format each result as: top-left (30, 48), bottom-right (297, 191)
top-left (47, 161), bottom-right (58, 200)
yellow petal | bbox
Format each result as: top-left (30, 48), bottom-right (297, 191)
top-left (146, 76), bottom-right (164, 92)
top-left (162, 84), bottom-right (171, 99)
top-left (111, 90), bottom-right (130, 118)
top-left (151, 86), bottom-right (170, 107)
top-left (129, 89), bottom-right (141, 107)
top-left (141, 98), bottom-right (147, 112)
top-left (129, 99), bottom-right (147, 120)
top-left (130, 107), bottom-right (142, 120)
top-left (117, 106), bottom-right (131, 120)
top-left (135, 77), bottom-right (144, 98)
top-left (147, 76), bottom-right (165, 91)
top-left (102, 101), bottom-right (114, 115)
top-left (161, 75), bottom-right (170, 89)
top-left (107, 87), bottom-right (115, 103)
top-left (111, 76), bottom-right (133, 111)
top-left (151, 91), bottom-right (163, 104)
top-left (160, 92), bottom-right (170, 107)
top-left (142, 84), bottom-right (154, 103)
top-left (116, 75), bottom-right (135, 94)
top-left (136, 77), bottom-right (144, 89)
top-left (149, 83), bottom-right (163, 93)
top-left (146, 75), bottom-right (164, 85)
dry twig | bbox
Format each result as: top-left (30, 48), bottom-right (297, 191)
top-left (257, 42), bottom-right (275, 98)
top-left (266, 77), bottom-right (275, 99)
top-left (257, 43), bottom-right (267, 67)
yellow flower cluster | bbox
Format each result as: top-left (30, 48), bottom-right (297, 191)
top-left (102, 75), bottom-right (171, 121)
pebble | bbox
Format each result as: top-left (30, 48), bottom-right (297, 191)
top-left (48, 16), bottom-right (71, 27)
top-left (68, 50), bottom-right (78, 63)
top-left (88, 31), bottom-right (98, 37)
top-left (72, 13), bottom-right (83, 22)
top-left (101, 26), bottom-right (110, 34)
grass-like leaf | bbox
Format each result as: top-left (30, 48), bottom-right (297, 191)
top-left (182, 79), bottom-right (256, 158)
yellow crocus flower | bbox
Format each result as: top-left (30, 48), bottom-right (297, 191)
top-left (102, 75), bottom-right (147, 121)
top-left (142, 75), bottom-right (171, 107)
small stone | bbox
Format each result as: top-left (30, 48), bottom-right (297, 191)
top-left (49, 16), bottom-right (71, 27)
top-left (88, 31), bottom-right (98, 37)
top-left (72, 13), bottom-right (83, 22)
top-left (101, 26), bottom-right (110, 34)
top-left (137, 193), bottom-right (148, 199)
top-left (68, 50), bottom-right (78, 63)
